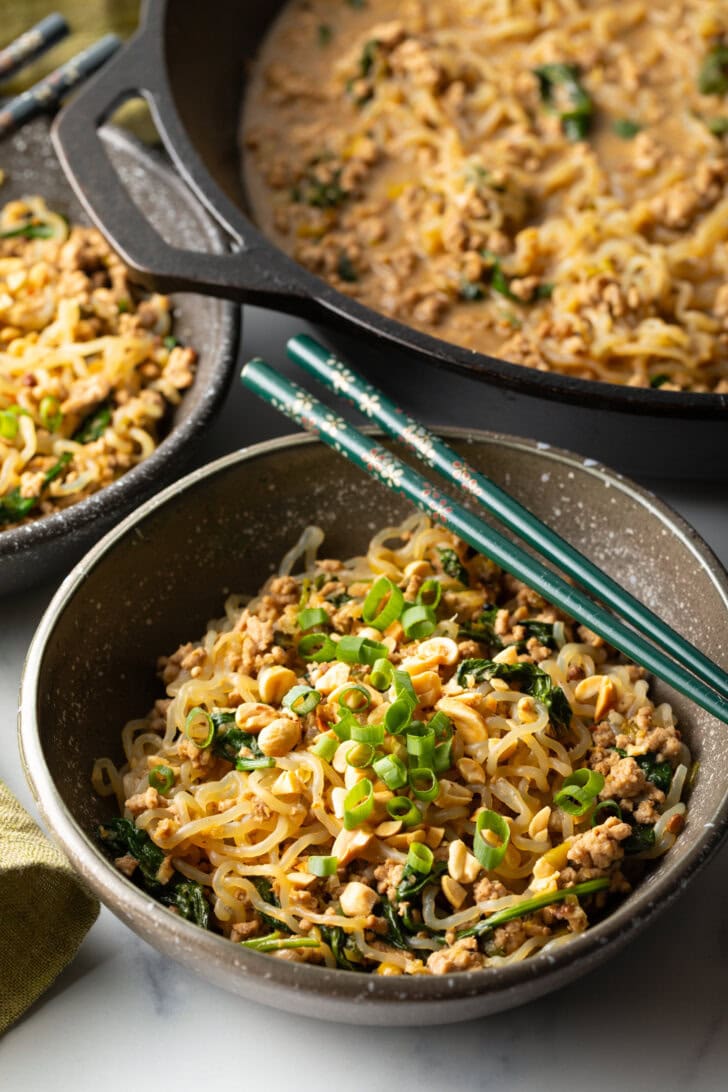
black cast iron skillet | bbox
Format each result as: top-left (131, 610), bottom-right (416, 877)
top-left (52, 0), bottom-right (727, 479)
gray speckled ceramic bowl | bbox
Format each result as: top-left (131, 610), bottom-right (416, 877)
top-left (18, 430), bottom-right (728, 1024)
top-left (0, 121), bottom-right (238, 596)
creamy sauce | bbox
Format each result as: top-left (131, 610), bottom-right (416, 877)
top-left (243, 0), bottom-right (728, 390)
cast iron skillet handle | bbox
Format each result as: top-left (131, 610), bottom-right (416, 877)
top-left (51, 36), bottom-right (311, 309)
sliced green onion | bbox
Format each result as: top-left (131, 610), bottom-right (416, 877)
top-left (387, 796), bottom-right (421, 827)
top-left (148, 764), bottom-right (175, 793)
top-left (282, 685), bottom-right (321, 716)
top-left (39, 395), bottom-right (62, 432)
top-left (408, 767), bottom-right (439, 802)
top-left (351, 720), bottom-right (385, 745)
top-left (332, 711), bottom-right (357, 740)
top-left (433, 738), bottom-right (454, 773)
top-left (311, 733), bottom-right (338, 761)
top-left (336, 635), bottom-right (388, 665)
top-left (184, 706), bottom-right (214, 749)
top-left (393, 668), bottom-right (417, 708)
top-left (417, 578), bottom-right (442, 609)
top-left (699, 45), bottom-right (728, 96)
top-left (401, 604), bottom-right (437, 640)
top-left (298, 607), bottom-right (329, 631)
top-left (406, 725), bottom-right (436, 767)
top-left (591, 800), bottom-right (623, 826)
top-left (343, 778), bottom-right (374, 829)
top-left (406, 841), bottom-right (434, 874)
top-left (372, 752), bottom-right (408, 790)
top-left (338, 684), bottom-right (371, 712)
top-left (384, 697), bottom-right (413, 736)
top-left (473, 809), bottom-right (511, 870)
top-left (362, 576), bottom-right (404, 630)
top-left (429, 711), bottom-right (452, 741)
top-left (0, 409), bottom-right (20, 440)
top-left (298, 632), bottom-right (336, 662)
top-left (345, 742), bottom-right (376, 769)
top-left (240, 931), bottom-right (320, 952)
top-left (458, 877), bottom-right (610, 940)
top-left (236, 755), bottom-right (275, 771)
top-left (369, 657), bottom-right (393, 691)
top-left (308, 855), bottom-right (338, 877)
top-left (554, 769), bottom-right (605, 817)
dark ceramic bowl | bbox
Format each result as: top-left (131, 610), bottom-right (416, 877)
top-left (0, 121), bottom-right (238, 596)
top-left (18, 430), bottom-right (728, 1025)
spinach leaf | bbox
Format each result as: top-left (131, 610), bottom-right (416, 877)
top-left (292, 161), bottom-right (348, 208)
top-left (491, 263), bottom-right (516, 300)
top-left (456, 659), bottom-right (572, 734)
top-left (531, 672), bottom-right (572, 734)
top-left (160, 879), bottom-right (210, 929)
top-left (437, 547), bottom-right (469, 585)
top-left (211, 712), bottom-right (274, 770)
top-left (458, 605), bottom-right (500, 645)
top-left (520, 620), bottom-right (557, 648)
top-left (319, 925), bottom-right (366, 970)
top-left (613, 118), bottom-right (641, 138)
top-left (327, 591), bottom-right (352, 608)
top-left (0, 452), bottom-right (72, 525)
top-left (99, 817), bottom-right (165, 887)
top-left (99, 818), bottom-right (211, 929)
top-left (623, 823), bottom-right (656, 855)
top-left (337, 251), bottom-right (358, 282)
top-left (0, 488), bottom-right (37, 525)
top-left (635, 754), bottom-right (673, 794)
top-left (533, 63), bottom-right (593, 140)
top-left (614, 747), bottom-right (673, 794)
top-left (381, 901), bottom-right (413, 951)
top-left (73, 402), bottom-right (112, 444)
top-left (457, 659), bottom-right (532, 687)
top-left (698, 45), bottom-right (728, 95)
top-left (396, 861), bottom-right (447, 902)
top-left (251, 877), bottom-right (291, 933)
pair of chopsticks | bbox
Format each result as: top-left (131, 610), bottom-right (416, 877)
top-left (241, 335), bottom-right (728, 726)
top-left (0, 14), bottom-right (120, 138)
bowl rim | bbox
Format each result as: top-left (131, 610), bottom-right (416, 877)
top-left (0, 124), bottom-right (239, 564)
top-left (18, 426), bottom-right (728, 1008)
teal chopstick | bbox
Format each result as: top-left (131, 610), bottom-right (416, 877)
top-left (288, 333), bottom-right (728, 702)
top-left (241, 357), bottom-right (728, 726)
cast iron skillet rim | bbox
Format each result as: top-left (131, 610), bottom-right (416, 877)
top-left (0, 125), bottom-right (239, 562)
top-left (18, 427), bottom-right (728, 1005)
top-left (123, 0), bottom-right (728, 419)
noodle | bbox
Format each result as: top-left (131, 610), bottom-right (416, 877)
top-left (94, 519), bottom-right (690, 975)
top-left (0, 196), bottom-right (197, 529)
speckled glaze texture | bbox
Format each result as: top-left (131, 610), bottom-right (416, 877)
top-left (0, 120), bottom-right (239, 596)
top-left (18, 431), bottom-right (728, 1025)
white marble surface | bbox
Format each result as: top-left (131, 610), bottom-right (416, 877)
top-left (2, 307), bottom-right (728, 1090)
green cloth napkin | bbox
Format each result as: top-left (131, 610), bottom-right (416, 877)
top-left (0, 780), bottom-right (99, 1034)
